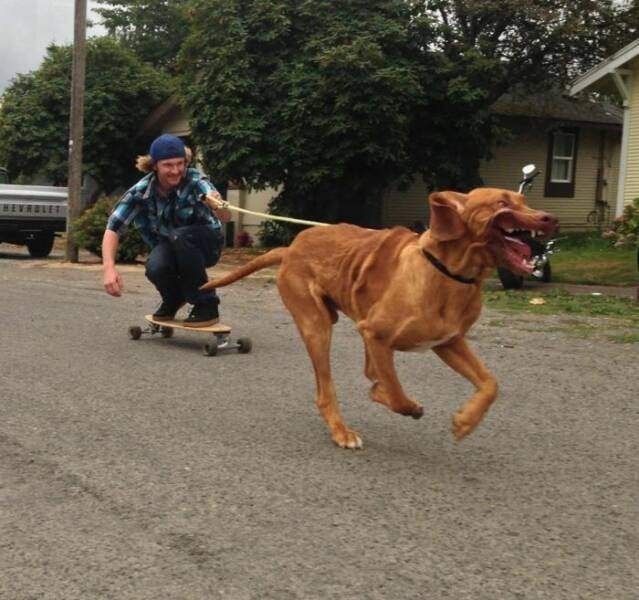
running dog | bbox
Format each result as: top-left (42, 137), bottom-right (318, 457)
top-left (202, 188), bottom-right (558, 449)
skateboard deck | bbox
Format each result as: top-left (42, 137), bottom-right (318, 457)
top-left (144, 315), bottom-right (232, 333)
top-left (128, 316), bottom-right (251, 356)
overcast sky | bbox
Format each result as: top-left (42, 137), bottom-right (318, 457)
top-left (0, 0), bottom-right (105, 92)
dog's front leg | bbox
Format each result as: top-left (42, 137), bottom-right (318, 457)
top-left (360, 327), bottom-right (424, 419)
top-left (432, 338), bottom-right (498, 440)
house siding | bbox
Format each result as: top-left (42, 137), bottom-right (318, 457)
top-left (381, 122), bottom-right (620, 230)
top-left (232, 187), bottom-right (282, 240)
top-left (154, 107), bottom-right (190, 137)
top-left (608, 133), bottom-right (621, 213)
top-left (481, 123), bottom-right (620, 229)
top-left (382, 178), bottom-right (430, 228)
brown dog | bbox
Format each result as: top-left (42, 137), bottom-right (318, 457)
top-left (202, 188), bottom-right (558, 449)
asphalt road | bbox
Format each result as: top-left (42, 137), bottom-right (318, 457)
top-left (1, 244), bottom-right (637, 599)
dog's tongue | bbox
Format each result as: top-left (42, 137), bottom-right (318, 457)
top-left (503, 235), bottom-right (534, 273)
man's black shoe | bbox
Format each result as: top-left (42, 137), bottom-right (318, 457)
top-left (152, 300), bottom-right (185, 321)
top-left (183, 302), bottom-right (219, 327)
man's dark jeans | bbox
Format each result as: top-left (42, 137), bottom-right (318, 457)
top-left (145, 224), bottom-right (224, 307)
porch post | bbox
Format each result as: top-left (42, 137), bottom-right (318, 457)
top-left (617, 105), bottom-right (631, 218)
top-left (612, 70), bottom-right (632, 217)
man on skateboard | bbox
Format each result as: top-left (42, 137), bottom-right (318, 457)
top-left (102, 134), bottom-right (230, 327)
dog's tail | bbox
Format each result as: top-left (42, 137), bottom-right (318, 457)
top-left (200, 247), bottom-right (287, 290)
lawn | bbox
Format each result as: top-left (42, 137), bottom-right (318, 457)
top-left (549, 231), bottom-right (638, 286)
top-left (483, 288), bottom-right (639, 344)
top-left (484, 287), bottom-right (639, 319)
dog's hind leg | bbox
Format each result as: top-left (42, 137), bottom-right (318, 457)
top-left (278, 277), bottom-right (363, 449)
top-left (432, 337), bottom-right (498, 440)
top-left (360, 328), bottom-right (424, 419)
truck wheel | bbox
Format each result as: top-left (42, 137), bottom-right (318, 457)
top-left (497, 268), bottom-right (524, 290)
top-left (26, 232), bottom-right (55, 258)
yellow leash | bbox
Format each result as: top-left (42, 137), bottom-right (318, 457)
top-left (220, 202), bottom-right (330, 228)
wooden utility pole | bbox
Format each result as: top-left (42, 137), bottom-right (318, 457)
top-left (65, 0), bottom-right (88, 262)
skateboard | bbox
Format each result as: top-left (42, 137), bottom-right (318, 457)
top-left (128, 315), bottom-right (252, 356)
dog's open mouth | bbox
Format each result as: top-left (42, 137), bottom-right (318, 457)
top-left (488, 210), bottom-right (557, 274)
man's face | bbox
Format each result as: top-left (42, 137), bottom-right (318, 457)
top-left (155, 157), bottom-right (186, 191)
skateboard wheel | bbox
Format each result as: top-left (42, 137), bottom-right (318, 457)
top-left (237, 337), bottom-right (252, 354)
top-left (160, 327), bottom-right (174, 338)
top-left (128, 326), bottom-right (142, 340)
top-left (203, 340), bottom-right (218, 356)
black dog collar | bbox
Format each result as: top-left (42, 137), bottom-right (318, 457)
top-left (421, 249), bottom-right (477, 285)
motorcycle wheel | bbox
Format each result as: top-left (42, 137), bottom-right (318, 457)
top-left (497, 268), bottom-right (524, 290)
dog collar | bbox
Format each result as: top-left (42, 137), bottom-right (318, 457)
top-left (421, 249), bottom-right (477, 285)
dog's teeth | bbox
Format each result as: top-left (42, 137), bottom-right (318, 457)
top-left (531, 230), bottom-right (536, 238)
top-left (505, 228), bottom-right (515, 233)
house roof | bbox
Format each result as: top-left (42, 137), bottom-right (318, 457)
top-left (570, 39), bottom-right (639, 96)
top-left (141, 91), bottom-right (623, 139)
top-left (491, 92), bottom-right (623, 126)
top-left (140, 94), bottom-right (183, 136)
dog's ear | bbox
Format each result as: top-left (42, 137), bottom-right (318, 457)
top-left (428, 192), bottom-right (468, 241)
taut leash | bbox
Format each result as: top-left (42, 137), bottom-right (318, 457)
top-left (219, 201), bottom-right (330, 228)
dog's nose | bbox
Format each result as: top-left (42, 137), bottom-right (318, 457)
top-left (540, 213), bottom-right (559, 231)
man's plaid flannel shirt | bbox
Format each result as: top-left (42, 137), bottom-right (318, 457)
top-left (106, 168), bottom-right (221, 248)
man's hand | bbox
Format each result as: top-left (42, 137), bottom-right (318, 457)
top-left (204, 191), bottom-right (232, 223)
top-left (205, 190), bottom-right (228, 210)
top-left (104, 266), bottom-right (124, 297)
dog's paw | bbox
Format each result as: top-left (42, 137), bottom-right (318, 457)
top-left (411, 406), bottom-right (424, 420)
top-left (452, 412), bottom-right (478, 440)
top-left (332, 427), bottom-right (363, 450)
top-left (370, 383), bottom-right (423, 418)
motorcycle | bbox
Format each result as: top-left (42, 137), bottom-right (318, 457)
top-left (497, 164), bottom-right (559, 290)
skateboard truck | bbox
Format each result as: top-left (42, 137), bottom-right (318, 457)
top-left (128, 316), bottom-right (252, 357)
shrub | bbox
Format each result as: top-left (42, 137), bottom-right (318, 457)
top-left (603, 198), bottom-right (639, 250)
top-left (71, 195), bottom-right (147, 262)
top-left (257, 219), bottom-right (301, 247)
top-left (236, 229), bottom-right (254, 248)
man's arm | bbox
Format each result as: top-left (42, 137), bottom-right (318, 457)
top-left (102, 229), bottom-right (124, 296)
top-left (102, 185), bottom-right (143, 296)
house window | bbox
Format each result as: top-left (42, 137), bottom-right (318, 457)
top-left (545, 128), bottom-right (578, 197)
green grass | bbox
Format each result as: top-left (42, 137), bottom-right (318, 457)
top-left (483, 288), bottom-right (639, 344)
top-left (484, 287), bottom-right (639, 319)
top-left (548, 232), bottom-right (638, 286)
top-left (608, 332), bottom-right (639, 344)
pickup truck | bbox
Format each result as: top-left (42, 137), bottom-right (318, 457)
top-left (0, 168), bottom-right (68, 257)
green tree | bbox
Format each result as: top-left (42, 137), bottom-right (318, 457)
top-left (180, 0), bottom-right (430, 225)
top-left (0, 37), bottom-right (169, 193)
top-left (179, 0), bottom-right (634, 227)
top-left (96, 0), bottom-right (190, 72)
top-left (415, 0), bottom-right (626, 99)
top-left (597, 1), bottom-right (639, 58)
